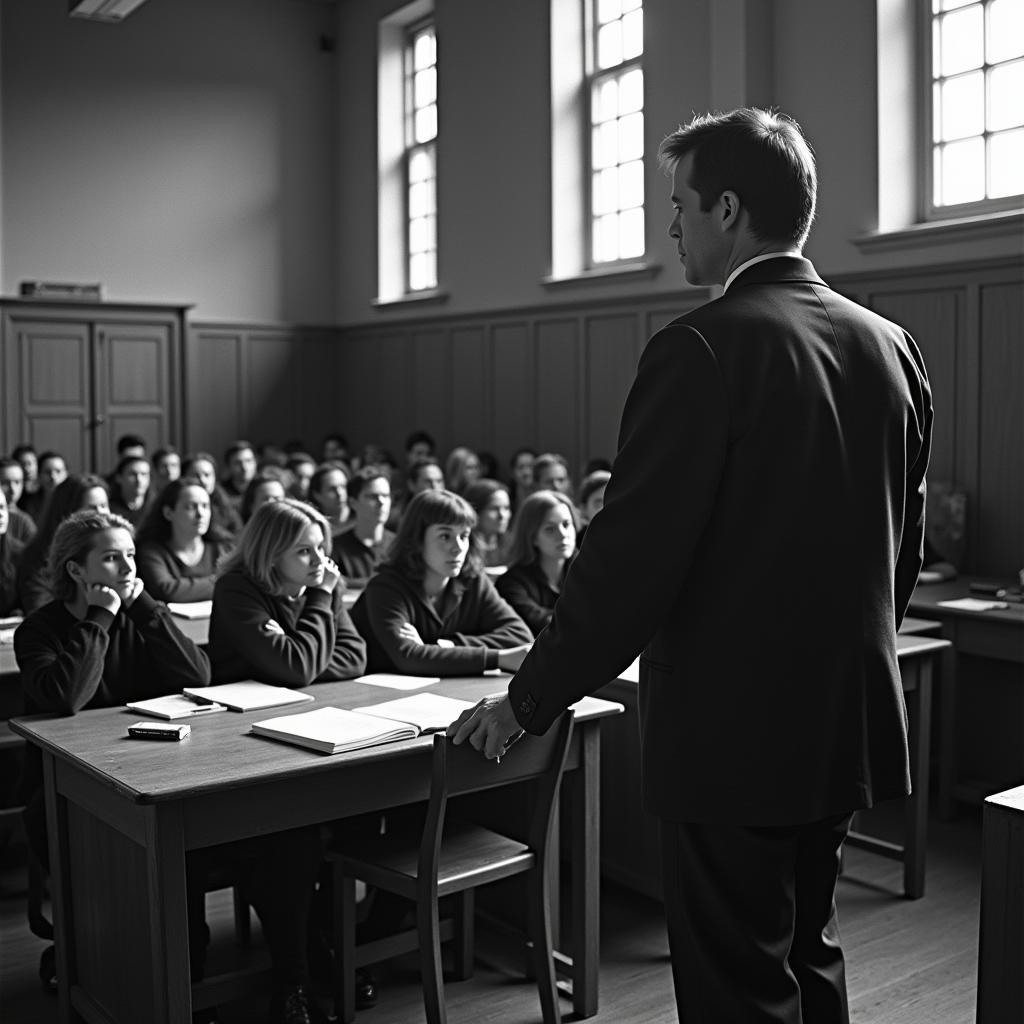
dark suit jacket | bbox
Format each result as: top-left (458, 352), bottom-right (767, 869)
top-left (508, 257), bottom-right (932, 826)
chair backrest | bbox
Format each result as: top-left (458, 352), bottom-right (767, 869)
top-left (418, 712), bottom-right (575, 884)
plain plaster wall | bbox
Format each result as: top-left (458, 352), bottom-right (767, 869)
top-left (0, 0), bottom-right (338, 322)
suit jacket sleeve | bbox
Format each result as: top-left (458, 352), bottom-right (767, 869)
top-left (507, 324), bottom-right (730, 733)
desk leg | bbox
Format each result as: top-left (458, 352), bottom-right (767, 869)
top-left (904, 659), bottom-right (932, 899)
top-left (43, 753), bottom-right (81, 1024)
top-left (937, 639), bottom-right (958, 820)
top-left (144, 803), bottom-right (192, 1023)
top-left (567, 723), bottom-right (600, 1019)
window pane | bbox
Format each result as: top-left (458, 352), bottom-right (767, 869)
top-left (622, 0), bottom-right (642, 11)
top-left (988, 0), bottom-right (1024, 63)
top-left (939, 71), bottom-right (985, 139)
top-left (988, 59), bottom-right (1024, 130)
top-left (939, 6), bottom-right (985, 75)
top-left (937, 0), bottom-right (977, 10)
top-left (413, 31), bottom-right (435, 71)
top-left (409, 148), bottom-right (434, 184)
top-left (597, 0), bottom-right (621, 24)
top-left (592, 120), bottom-right (619, 169)
top-left (939, 136), bottom-right (986, 203)
top-left (593, 77), bottom-right (618, 124)
top-left (414, 104), bottom-right (437, 143)
top-left (619, 207), bottom-right (645, 259)
top-left (410, 215), bottom-right (431, 254)
top-left (593, 167), bottom-right (619, 215)
top-left (618, 111), bottom-right (644, 161)
top-left (593, 213), bottom-right (619, 263)
top-left (414, 67), bottom-right (436, 108)
top-left (410, 251), bottom-right (433, 291)
top-left (989, 127), bottom-right (1024, 196)
top-left (409, 180), bottom-right (434, 217)
top-left (618, 67), bottom-right (643, 114)
top-left (597, 21), bottom-right (623, 69)
top-left (619, 158), bottom-right (644, 209)
top-left (622, 9), bottom-right (643, 60)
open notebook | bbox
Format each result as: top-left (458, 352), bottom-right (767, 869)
top-left (250, 693), bottom-right (475, 755)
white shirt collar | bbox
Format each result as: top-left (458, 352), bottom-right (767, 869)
top-left (723, 250), bottom-right (803, 293)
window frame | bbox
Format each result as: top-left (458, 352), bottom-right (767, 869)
top-left (919, 0), bottom-right (1024, 222)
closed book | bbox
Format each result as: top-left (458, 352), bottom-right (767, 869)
top-left (251, 693), bottom-right (474, 755)
top-left (126, 694), bottom-right (228, 720)
top-left (183, 681), bottom-right (315, 712)
top-left (167, 600), bottom-right (213, 619)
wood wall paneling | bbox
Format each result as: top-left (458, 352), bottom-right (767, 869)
top-left (450, 327), bottom-right (488, 454)
top-left (186, 330), bottom-right (242, 460)
top-left (491, 321), bottom-right (536, 465)
top-left (410, 328), bottom-right (451, 455)
top-left (246, 333), bottom-right (301, 449)
top-left (977, 280), bottom-right (1024, 576)
top-left (298, 332), bottom-right (344, 455)
top-left (584, 312), bottom-right (639, 467)
top-left (535, 319), bottom-right (580, 472)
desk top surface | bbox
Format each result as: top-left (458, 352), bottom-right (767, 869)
top-left (10, 675), bottom-right (622, 804)
top-left (910, 579), bottom-right (1024, 624)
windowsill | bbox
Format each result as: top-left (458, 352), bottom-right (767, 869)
top-left (542, 261), bottom-right (662, 289)
top-left (371, 289), bottom-right (450, 310)
top-left (852, 209), bottom-right (1024, 254)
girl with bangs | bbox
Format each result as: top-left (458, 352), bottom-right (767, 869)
top-left (208, 497), bottom-right (366, 686)
top-left (135, 477), bottom-right (234, 603)
top-left (496, 490), bottom-right (579, 638)
top-left (350, 489), bottom-right (533, 675)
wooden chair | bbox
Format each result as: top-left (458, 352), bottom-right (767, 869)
top-left (327, 712), bottom-right (575, 1024)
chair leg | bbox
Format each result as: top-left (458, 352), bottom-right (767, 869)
top-left (527, 867), bottom-right (561, 1024)
top-left (451, 890), bottom-right (474, 981)
top-left (27, 854), bottom-right (53, 941)
top-left (332, 867), bottom-right (357, 1024)
top-left (417, 887), bottom-right (447, 1024)
top-left (232, 886), bottom-right (251, 946)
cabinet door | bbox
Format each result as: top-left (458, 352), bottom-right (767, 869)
top-left (9, 319), bottom-right (93, 473)
top-left (93, 321), bottom-right (175, 468)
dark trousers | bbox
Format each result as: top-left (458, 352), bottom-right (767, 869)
top-left (659, 813), bottom-right (853, 1024)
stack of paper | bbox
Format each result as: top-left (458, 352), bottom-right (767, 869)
top-left (183, 682), bottom-right (315, 712)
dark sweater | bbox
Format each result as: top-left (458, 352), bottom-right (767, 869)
top-left (0, 535), bottom-right (25, 616)
top-left (350, 564), bottom-right (533, 676)
top-left (136, 538), bottom-right (230, 603)
top-left (495, 561), bottom-right (570, 638)
top-left (14, 592), bottom-right (211, 796)
top-left (333, 528), bottom-right (394, 585)
top-left (208, 568), bottom-right (367, 685)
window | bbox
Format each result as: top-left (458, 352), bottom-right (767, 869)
top-left (925, 0), bottom-right (1024, 217)
top-left (587, 0), bottom-right (645, 264)
top-left (405, 22), bottom-right (438, 291)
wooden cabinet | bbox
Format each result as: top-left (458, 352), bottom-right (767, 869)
top-left (0, 299), bottom-right (189, 474)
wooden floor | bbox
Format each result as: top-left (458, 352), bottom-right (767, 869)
top-left (0, 803), bottom-right (981, 1024)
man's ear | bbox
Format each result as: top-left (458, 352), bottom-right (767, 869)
top-left (718, 190), bottom-right (742, 232)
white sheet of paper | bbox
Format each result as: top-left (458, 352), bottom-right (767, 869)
top-left (167, 600), bottom-right (213, 619)
top-left (353, 673), bottom-right (441, 691)
top-left (938, 598), bottom-right (1010, 612)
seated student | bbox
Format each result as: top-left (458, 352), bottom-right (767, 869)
top-left (135, 479), bottom-right (234, 604)
top-left (240, 467), bottom-right (289, 523)
top-left (222, 440), bottom-right (257, 509)
top-left (576, 469), bottom-right (611, 544)
top-left (286, 451), bottom-right (317, 502)
top-left (350, 489), bottom-right (533, 675)
top-left (309, 462), bottom-right (352, 539)
top-left (463, 479), bottom-right (512, 568)
top-left (0, 457), bottom-right (38, 545)
top-left (532, 451), bottom-right (574, 501)
top-left (919, 535), bottom-right (958, 583)
top-left (151, 445), bottom-right (182, 491)
top-left (21, 450), bottom-right (68, 524)
top-left (208, 498), bottom-right (366, 685)
top-left (508, 446), bottom-right (537, 512)
top-left (0, 491), bottom-right (24, 616)
top-left (17, 474), bottom-right (110, 614)
top-left (321, 432), bottom-right (350, 467)
top-left (444, 446), bottom-right (482, 497)
top-left (108, 454), bottom-right (153, 527)
top-left (15, 509), bottom-right (327, 1023)
top-left (182, 452), bottom-right (244, 540)
top-left (11, 444), bottom-right (40, 515)
top-left (333, 466), bottom-right (394, 585)
top-left (404, 429), bottom-right (436, 467)
top-left (113, 432), bottom-right (147, 463)
top-left (495, 490), bottom-right (579, 638)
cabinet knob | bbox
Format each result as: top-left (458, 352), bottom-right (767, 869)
top-left (92, 415), bottom-right (106, 427)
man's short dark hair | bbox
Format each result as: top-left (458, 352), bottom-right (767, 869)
top-left (405, 429), bottom-right (436, 454)
top-left (223, 440), bottom-right (255, 464)
top-left (116, 433), bottom-right (147, 455)
top-left (347, 464), bottom-right (390, 502)
top-left (658, 108), bottom-right (817, 246)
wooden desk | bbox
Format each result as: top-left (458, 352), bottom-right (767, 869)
top-left (910, 580), bottom-right (1024, 812)
top-left (12, 678), bottom-right (621, 1024)
top-left (598, 634), bottom-right (950, 901)
top-left (977, 784), bottom-right (1024, 1024)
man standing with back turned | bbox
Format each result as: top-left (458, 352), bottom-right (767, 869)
top-left (449, 108), bottom-right (932, 1023)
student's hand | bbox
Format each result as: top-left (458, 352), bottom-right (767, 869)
top-left (123, 578), bottom-right (144, 607)
top-left (86, 583), bottom-right (122, 616)
top-left (447, 694), bottom-right (523, 761)
top-left (315, 557), bottom-right (343, 594)
top-left (397, 621), bottom-right (425, 645)
top-left (496, 644), bottom-right (532, 673)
